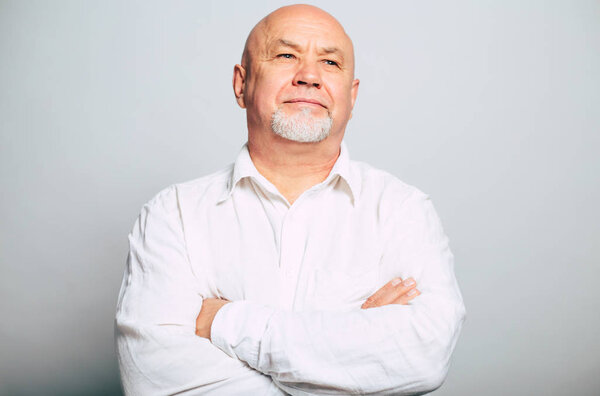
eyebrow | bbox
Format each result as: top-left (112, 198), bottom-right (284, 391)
top-left (275, 39), bottom-right (343, 58)
top-left (277, 39), bottom-right (302, 51)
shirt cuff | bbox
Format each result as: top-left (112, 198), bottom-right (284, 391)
top-left (210, 300), bottom-right (275, 369)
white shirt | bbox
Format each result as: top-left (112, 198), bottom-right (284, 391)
top-left (115, 141), bottom-right (466, 396)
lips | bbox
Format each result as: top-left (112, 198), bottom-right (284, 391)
top-left (284, 98), bottom-right (327, 108)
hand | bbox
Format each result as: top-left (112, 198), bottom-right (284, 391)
top-left (361, 277), bottom-right (420, 309)
top-left (195, 298), bottom-right (230, 340)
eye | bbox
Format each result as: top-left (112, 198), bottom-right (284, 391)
top-left (277, 53), bottom-right (296, 59)
top-left (324, 59), bottom-right (339, 67)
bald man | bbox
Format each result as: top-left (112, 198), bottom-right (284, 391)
top-left (116, 5), bottom-right (465, 395)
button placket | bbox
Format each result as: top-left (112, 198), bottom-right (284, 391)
top-left (279, 204), bottom-right (308, 309)
top-left (278, 209), bottom-right (291, 308)
top-left (278, 187), bottom-right (323, 309)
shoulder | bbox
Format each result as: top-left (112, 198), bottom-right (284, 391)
top-left (351, 161), bottom-right (447, 239)
top-left (350, 159), bottom-right (429, 210)
top-left (175, 164), bottom-right (233, 194)
top-left (137, 164), bottom-right (233, 221)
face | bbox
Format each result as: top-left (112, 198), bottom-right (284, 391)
top-left (234, 9), bottom-right (359, 143)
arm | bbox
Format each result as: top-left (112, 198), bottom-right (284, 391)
top-left (206, 190), bottom-right (466, 395)
top-left (114, 186), bottom-right (285, 395)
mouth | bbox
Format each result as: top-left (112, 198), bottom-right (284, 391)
top-left (284, 98), bottom-right (327, 109)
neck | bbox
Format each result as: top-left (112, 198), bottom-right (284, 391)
top-left (248, 132), bottom-right (342, 205)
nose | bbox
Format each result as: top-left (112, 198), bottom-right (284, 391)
top-left (293, 61), bottom-right (322, 89)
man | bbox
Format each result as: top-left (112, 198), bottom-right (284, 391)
top-left (115, 4), bottom-right (465, 395)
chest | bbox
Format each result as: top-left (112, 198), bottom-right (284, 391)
top-left (189, 194), bottom-right (385, 311)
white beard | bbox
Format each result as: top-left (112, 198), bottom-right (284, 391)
top-left (270, 106), bottom-right (333, 143)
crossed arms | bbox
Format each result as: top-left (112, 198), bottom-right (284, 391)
top-left (195, 275), bottom-right (422, 340)
top-left (115, 186), bottom-right (465, 395)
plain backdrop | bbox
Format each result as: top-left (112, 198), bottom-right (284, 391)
top-left (1, 1), bottom-right (599, 395)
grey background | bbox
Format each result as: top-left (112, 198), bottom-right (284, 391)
top-left (1, 0), bottom-right (599, 395)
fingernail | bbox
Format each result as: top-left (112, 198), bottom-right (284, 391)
top-left (407, 289), bottom-right (418, 296)
top-left (403, 278), bottom-right (415, 287)
top-left (391, 278), bottom-right (402, 286)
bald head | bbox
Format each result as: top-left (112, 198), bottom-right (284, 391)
top-left (232, 4), bottom-right (360, 148)
top-left (241, 5), bottom-right (355, 78)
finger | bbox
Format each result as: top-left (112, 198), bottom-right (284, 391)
top-left (392, 288), bottom-right (420, 305)
top-left (360, 277), bottom-right (402, 309)
top-left (361, 277), bottom-right (417, 309)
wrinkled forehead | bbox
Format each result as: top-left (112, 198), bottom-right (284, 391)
top-left (244, 11), bottom-right (355, 68)
top-left (263, 13), bottom-right (351, 48)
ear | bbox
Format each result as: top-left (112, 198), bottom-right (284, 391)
top-left (350, 78), bottom-right (360, 108)
top-left (349, 78), bottom-right (360, 119)
top-left (233, 64), bottom-right (247, 108)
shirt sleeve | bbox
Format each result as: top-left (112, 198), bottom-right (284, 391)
top-left (114, 185), bottom-right (286, 396)
top-left (210, 189), bottom-right (466, 396)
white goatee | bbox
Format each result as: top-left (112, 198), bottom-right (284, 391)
top-left (271, 106), bottom-right (333, 143)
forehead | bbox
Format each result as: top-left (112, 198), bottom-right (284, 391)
top-left (259, 14), bottom-right (352, 54)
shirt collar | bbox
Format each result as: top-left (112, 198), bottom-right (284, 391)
top-left (326, 140), bottom-right (361, 205)
top-left (218, 140), bottom-right (361, 205)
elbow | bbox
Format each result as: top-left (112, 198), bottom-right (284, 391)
top-left (399, 344), bottom-right (453, 395)
top-left (454, 298), bottom-right (467, 332)
top-left (384, 341), bottom-right (456, 395)
top-left (406, 298), bottom-right (466, 394)
top-left (417, 364), bottom-right (449, 394)
top-left (395, 345), bottom-right (451, 394)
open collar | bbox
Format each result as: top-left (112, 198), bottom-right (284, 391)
top-left (218, 141), bottom-right (361, 205)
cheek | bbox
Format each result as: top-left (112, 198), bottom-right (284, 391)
top-left (251, 74), bottom-right (288, 108)
top-left (331, 88), bottom-right (354, 117)
top-left (327, 76), bottom-right (355, 106)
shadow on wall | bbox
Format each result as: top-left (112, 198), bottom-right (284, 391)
top-left (1, 378), bottom-right (123, 396)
